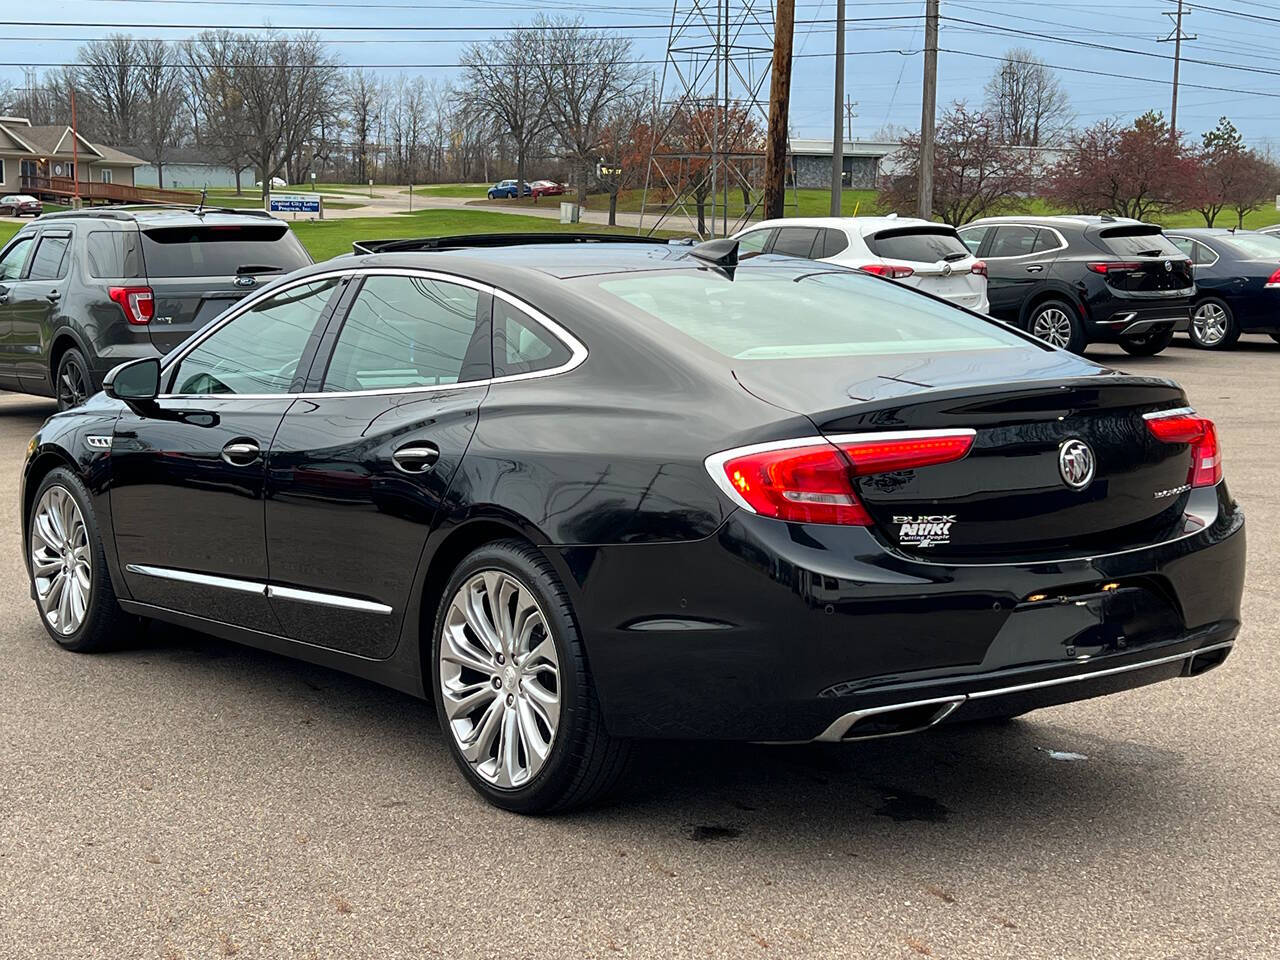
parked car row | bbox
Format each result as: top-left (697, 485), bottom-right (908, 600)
top-left (486, 179), bottom-right (565, 200)
top-left (19, 230), bottom-right (1245, 813)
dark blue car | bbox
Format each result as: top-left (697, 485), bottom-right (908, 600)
top-left (1166, 228), bottom-right (1280, 349)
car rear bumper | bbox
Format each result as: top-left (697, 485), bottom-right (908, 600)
top-left (558, 483), bottom-right (1245, 741)
top-left (1090, 305), bottom-right (1192, 340)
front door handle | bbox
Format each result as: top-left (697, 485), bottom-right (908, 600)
top-left (221, 440), bottom-right (261, 466)
top-left (392, 443), bottom-right (439, 474)
top-left (46, 289), bottom-right (60, 302)
top-left (1025, 265), bottom-right (1044, 273)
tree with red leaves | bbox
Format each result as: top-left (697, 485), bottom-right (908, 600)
top-left (1046, 111), bottom-right (1195, 221)
top-left (878, 102), bottom-right (1031, 226)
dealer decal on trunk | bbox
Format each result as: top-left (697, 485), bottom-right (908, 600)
top-left (894, 515), bottom-right (957, 548)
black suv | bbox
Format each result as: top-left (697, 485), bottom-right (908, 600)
top-left (958, 215), bottom-right (1194, 356)
top-left (0, 206), bottom-right (312, 408)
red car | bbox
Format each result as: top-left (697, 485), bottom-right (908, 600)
top-left (0, 194), bottom-right (43, 217)
top-left (530, 180), bottom-right (565, 199)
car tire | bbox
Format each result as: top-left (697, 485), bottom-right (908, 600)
top-left (1188, 298), bottom-right (1240, 350)
top-left (1118, 326), bottom-right (1174, 357)
top-left (54, 347), bottom-right (93, 411)
top-left (27, 467), bottom-right (136, 652)
top-left (1026, 299), bottom-right (1087, 353)
top-left (431, 538), bottom-right (631, 814)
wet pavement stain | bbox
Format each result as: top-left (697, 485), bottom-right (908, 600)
top-left (875, 790), bottom-right (950, 823)
top-left (689, 824), bottom-right (744, 842)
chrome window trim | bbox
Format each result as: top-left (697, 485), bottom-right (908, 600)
top-left (970, 224), bottom-right (1069, 261)
top-left (156, 266), bottom-right (588, 401)
top-left (1166, 236), bottom-right (1219, 267)
top-left (126, 563), bottom-right (394, 615)
top-left (704, 429), bottom-right (978, 515)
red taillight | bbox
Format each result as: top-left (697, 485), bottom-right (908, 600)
top-left (969, 260), bottom-right (987, 277)
top-left (707, 430), bottom-right (976, 526)
top-left (1265, 267), bottom-right (1280, 289)
top-left (108, 285), bottom-right (154, 325)
top-left (1086, 261), bottom-right (1143, 274)
top-left (1144, 410), bottom-right (1222, 487)
top-left (861, 263), bottom-right (915, 279)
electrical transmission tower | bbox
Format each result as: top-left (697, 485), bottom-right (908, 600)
top-left (638, 0), bottom-right (792, 238)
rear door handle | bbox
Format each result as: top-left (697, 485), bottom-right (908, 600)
top-left (221, 440), bottom-right (261, 466)
top-left (1025, 265), bottom-right (1044, 273)
top-left (392, 443), bottom-right (440, 474)
top-left (46, 289), bottom-right (60, 302)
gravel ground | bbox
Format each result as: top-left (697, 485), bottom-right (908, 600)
top-left (1, 338), bottom-right (1276, 960)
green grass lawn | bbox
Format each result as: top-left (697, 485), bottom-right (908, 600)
top-left (409, 183), bottom-right (491, 199)
top-left (290, 208), bottom-right (672, 260)
top-left (474, 187), bottom-right (886, 220)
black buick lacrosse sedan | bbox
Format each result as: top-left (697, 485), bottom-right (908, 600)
top-left (21, 234), bottom-right (1245, 812)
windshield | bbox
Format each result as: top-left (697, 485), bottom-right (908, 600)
top-left (590, 267), bottom-right (1028, 360)
top-left (1224, 233), bottom-right (1280, 259)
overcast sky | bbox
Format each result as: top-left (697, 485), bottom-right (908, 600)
top-left (3, 0), bottom-right (1277, 151)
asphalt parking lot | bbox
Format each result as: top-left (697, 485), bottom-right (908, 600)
top-left (1, 338), bottom-right (1277, 960)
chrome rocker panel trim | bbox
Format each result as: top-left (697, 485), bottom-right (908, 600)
top-left (125, 564), bottom-right (392, 614)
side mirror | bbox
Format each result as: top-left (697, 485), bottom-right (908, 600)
top-left (104, 357), bottom-right (160, 402)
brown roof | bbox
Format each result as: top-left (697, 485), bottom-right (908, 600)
top-left (20, 125), bottom-right (103, 158)
top-left (92, 143), bottom-right (145, 166)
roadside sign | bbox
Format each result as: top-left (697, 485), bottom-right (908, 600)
top-left (269, 193), bottom-right (322, 215)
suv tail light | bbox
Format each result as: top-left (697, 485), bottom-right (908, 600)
top-left (969, 260), bottom-right (987, 277)
top-left (706, 430), bottom-right (976, 526)
top-left (861, 263), bottom-right (915, 279)
top-left (108, 285), bottom-right (154, 325)
top-left (1144, 409), bottom-right (1222, 487)
top-left (1086, 261), bottom-right (1143, 274)
top-left (1265, 266), bottom-right (1280, 289)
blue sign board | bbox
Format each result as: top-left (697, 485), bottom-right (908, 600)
top-left (268, 193), bottom-right (321, 214)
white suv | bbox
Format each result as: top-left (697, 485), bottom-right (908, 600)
top-left (731, 215), bottom-right (990, 313)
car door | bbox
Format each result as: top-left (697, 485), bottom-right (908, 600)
top-left (0, 229), bottom-right (37, 389)
top-left (12, 226), bottom-right (73, 390)
top-left (263, 270), bottom-right (492, 657)
top-left (110, 275), bottom-right (344, 630)
top-left (977, 224), bottom-right (1058, 322)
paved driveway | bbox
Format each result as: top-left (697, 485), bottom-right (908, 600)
top-left (0, 339), bottom-right (1276, 959)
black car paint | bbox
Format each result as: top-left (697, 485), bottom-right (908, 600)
top-left (20, 247), bottom-right (1245, 743)
top-left (1165, 228), bottom-right (1280, 334)
top-left (960, 218), bottom-right (1195, 343)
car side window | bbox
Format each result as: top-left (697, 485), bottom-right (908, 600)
top-left (1168, 236), bottom-right (1194, 258)
top-left (987, 225), bottom-right (1040, 258)
top-left (1192, 241), bottom-right (1216, 265)
top-left (86, 230), bottom-right (143, 278)
top-left (0, 234), bottom-right (34, 281)
top-left (28, 232), bottom-right (72, 281)
top-left (169, 277), bottom-right (341, 395)
top-left (957, 225), bottom-right (989, 255)
top-left (821, 228), bottom-right (849, 257)
top-left (1029, 229), bottom-right (1061, 254)
top-left (322, 274), bottom-right (486, 392)
top-left (770, 227), bottom-right (820, 259)
top-left (493, 298), bottom-right (572, 378)
top-left (737, 229), bottom-right (773, 257)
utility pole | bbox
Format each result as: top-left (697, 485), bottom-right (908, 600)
top-left (918, 0), bottom-right (939, 220)
top-left (830, 0), bottom-right (846, 215)
top-left (845, 96), bottom-right (858, 142)
top-left (1159, 0), bottom-right (1195, 135)
top-left (764, 0), bottom-right (796, 220)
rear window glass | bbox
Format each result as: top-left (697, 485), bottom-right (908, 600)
top-left (140, 224), bottom-right (311, 278)
top-left (867, 228), bottom-right (969, 262)
top-left (86, 230), bottom-right (143, 278)
top-left (1223, 233), bottom-right (1280, 259)
top-left (1098, 227), bottom-right (1183, 258)
top-left (590, 268), bottom-right (1026, 360)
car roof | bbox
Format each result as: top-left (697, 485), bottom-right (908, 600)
top-left (1167, 227), bottom-right (1256, 236)
top-left (39, 205), bottom-right (281, 228)
top-left (966, 214), bottom-right (1146, 228)
top-left (744, 215), bottom-right (948, 235)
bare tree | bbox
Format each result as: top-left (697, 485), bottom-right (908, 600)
top-left (533, 15), bottom-right (643, 205)
top-left (982, 47), bottom-right (1072, 147)
top-left (460, 28), bottom-right (546, 194)
top-left (79, 35), bottom-right (143, 143)
top-left (344, 69), bottom-right (380, 184)
top-left (136, 39), bottom-right (188, 188)
top-left (184, 31), bottom-right (253, 193)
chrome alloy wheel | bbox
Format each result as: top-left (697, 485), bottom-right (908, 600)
top-left (1193, 302), bottom-right (1228, 345)
top-left (1031, 308), bottom-right (1074, 348)
top-left (440, 571), bottom-right (561, 789)
top-left (30, 486), bottom-right (91, 635)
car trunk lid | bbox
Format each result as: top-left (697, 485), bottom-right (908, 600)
top-left (1090, 225), bottom-right (1194, 295)
top-left (733, 354), bottom-right (1196, 561)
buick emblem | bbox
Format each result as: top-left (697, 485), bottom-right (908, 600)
top-left (1163, 260), bottom-right (1172, 272)
top-left (1058, 438), bottom-right (1096, 490)
top-left (234, 274), bottom-right (257, 287)
top-left (941, 262), bottom-right (953, 277)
